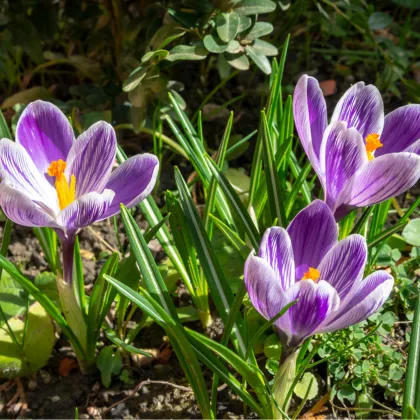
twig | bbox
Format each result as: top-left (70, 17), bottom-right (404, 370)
top-left (87, 226), bottom-right (120, 255)
top-left (330, 401), bottom-right (402, 417)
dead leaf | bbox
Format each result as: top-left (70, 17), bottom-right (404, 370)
top-left (156, 347), bottom-right (172, 364)
top-left (58, 358), bottom-right (78, 377)
top-left (301, 392), bottom-right (329, 419)
top-left (319, 80), bottom-right (336, 97)
top-left (131, 349), bottom-right (160, 368)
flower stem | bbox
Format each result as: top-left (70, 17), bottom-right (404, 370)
top-left (56, 233), bottom-right (92, 372)
top-left (272, 350), bottom-right (299, 419)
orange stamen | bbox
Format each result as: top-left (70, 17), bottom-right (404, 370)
top-left (47, 160), bottom-right (76, 210)
top-left (302, 267), bottom-right (320, 282)
top-left (365, 133), bottom-right (383, 161)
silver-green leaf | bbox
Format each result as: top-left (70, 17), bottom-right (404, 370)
top-left (234, 0), bottom-right (276, 15)
top-left (243, 22), bottom-right (274, 41)
top-left (216, 12), bottom-right (241, 43)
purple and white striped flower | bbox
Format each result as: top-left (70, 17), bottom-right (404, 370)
top-left (293, 75), bottom-right (420, 220)
top-left (0, 100), bottom-right (159, 239)
top-left (244, 200), bottom-right (393, 348)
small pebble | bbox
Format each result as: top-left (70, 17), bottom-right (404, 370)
top-left (39, 369), bottom-right (52, 384)
top-left (51, 396), bottom-right (60, 403)
top-left (27, 379), bottom-right (38, 391)
top-left (79, 414), bottom-right (90, 419)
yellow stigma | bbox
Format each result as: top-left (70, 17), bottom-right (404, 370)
top-left (47, 159), bottom-right (76, 210)
top-left (302, 267), bottom-right (320, 282)
top-left (365, 133), bottom-right (383, 161)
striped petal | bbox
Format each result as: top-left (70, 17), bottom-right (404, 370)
top-left (293, 75), bottom-right (328, 167)
top-left (318, 235), bottom-right (367, 299)
top-left (244, 254), bottom-right (286, 321)
top-left (102, 154), bottom-right (159, 218)
top-left (287, 200), bottom-right (337, 275)
top-left (66, 121), bottom-right (117, 197)
top-left (331, 82), bottom-right (384, 140)
top-left (0, 139), bottom-right (58, 211)
top-left (0, 184), bottom-right (56, 228)
top-left (334, 153), bottom-right (420, 212)
top-left (16, 101), bottom-right (74, 174)
top-left (56, 189), bottom-right (115, 230)
top-left (320, 122), bottom-right (367, 210)
top-left (376, 105), bottom-right (420, 156)
top-left (318, 271), bottom-right (393, 334)
top-left (258, 227), bottom-right (295, 291)
top-left (276, 280), bottom-right (340, 347)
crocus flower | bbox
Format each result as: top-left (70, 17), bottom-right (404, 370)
top-left (0, 101), bottom-right (159, 281)
top-left (244, 200), bottom-right (393, 349)
top-left (0, 100), bottom-right (158, 237)
top-left (293, 75), bottom-right (420, 220)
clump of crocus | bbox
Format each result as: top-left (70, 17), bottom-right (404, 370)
top-left (293, 75), bottom-right (420, 220)
top-left (244, 200), bottom-right (393, 349)
top-left (0, 100), bottom-right (159, 369)
top-left (244, 200), bottom-right (393, 417)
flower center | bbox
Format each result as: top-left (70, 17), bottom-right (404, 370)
top-left (302, 267), bottom-right (320, 281)
top-left (47, 159), bottom-right (76, 210)
top-left (365, 133), bottom-right (383, 161)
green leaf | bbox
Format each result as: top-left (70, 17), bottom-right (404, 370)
top-left (0, 255), bottom-right (86, 362)
top-left (166, 44), bottom-right (208, 61)
top-left (141, 49), bottom-right (169, 63)
top-left (246, 45), bottom-right (272, 74)
top-left (186, 328), bottom-right (272, 418)
top-left (368, 12), bottom-right (393, 30)
top-left (226, 40), bottom-right (242, 54)
top-left (0, 109), bottom-right (12, 138)
top-left (175, 168), bottom-right (248, 357)
top-left (243, 22), bottom-right (274, 41)
top-left (403, 293), bottom-right (420, 417)
top-left (337, 384), bottom-right (357, 405)
top-left (216, 12), bottom-right (240, 43)
top-left (234, 0), bottom-right (276, 15)
top-left (0, 302), bottom-right (55, 379)
top-left (1, 87), bottom-right (53, 109)
top-left (260, 111), bottom-right (286, 224)
top-left (225, 53), bottom-right (250, 70)
top-left (238, 15), bottom-right (252, 32)
top-left (204, 33), bottom-right (228, 53)
top-left (205, 157), bottom-right (260, 250)
top-left (104, 327), bottom-right (153, 357)
top-left (264, 334), bottom-right (281, 359)
top-left (120, 206), bottom-right (177, 318)
top-left (122, 67), bottom-right (148, 92)
top-left (104, 277), bottom-right (213, 419)
top-left (97, 346), bottom-right (122, 388)
top-left (294, 373), bottom-right (319, 400)
top-left (0, 271), bottom-right (28, 324)
top-left (402, 219), bottom-right (420, 246)
top-left (252, 39), bottom-right (278, 56)
top-left (34, 272), bottom-right (60, 309)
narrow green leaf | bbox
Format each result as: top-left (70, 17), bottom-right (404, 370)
top-left (175, 168), bottom-right (248, 357)
top-left (261, 111), bottom-right (287, 226)
top-left (0, 110), bottom-right (12, 138)
top-left (206, 157), bottom-right (261, 250)
top-left (120, 205), bottom-right (177, 318)
top-left (403, 293), bottom-right (420, 418)
top-left (104, 277), bottom-right (213, 419)
top-left (104, 327), bottom-right (153, 357)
